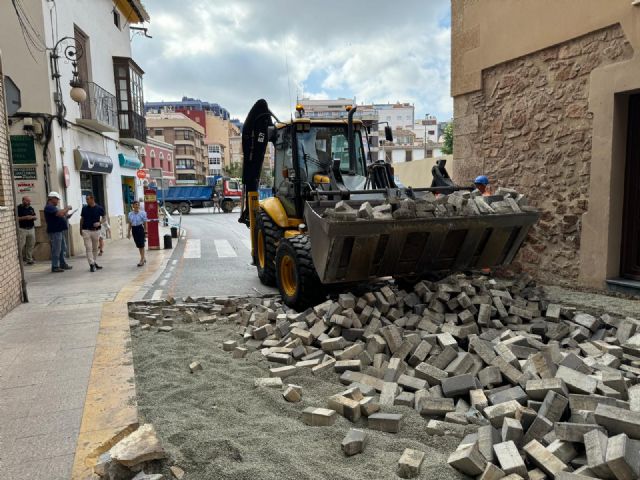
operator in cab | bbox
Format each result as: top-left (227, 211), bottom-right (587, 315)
top-left (474, 175), bottom-right (491, 196)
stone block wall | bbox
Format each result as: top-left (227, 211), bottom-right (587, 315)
top-left (453, 25), bottom-right (633, 285)
top-left (0, 59), bottom-right (23, 317)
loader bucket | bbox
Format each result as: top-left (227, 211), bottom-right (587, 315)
top-left (304, 200), bottom-right (539, 285)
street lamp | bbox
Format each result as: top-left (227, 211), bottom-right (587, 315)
top-left (49, 36), bottom-right (87, 120)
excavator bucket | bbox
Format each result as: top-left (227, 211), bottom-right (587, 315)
top-left (304, 198), bottom-right (539, 284)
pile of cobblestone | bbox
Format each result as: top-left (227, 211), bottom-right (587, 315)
top-left (322, 188), bottom-right (532, 221)
top-left (128, 273), bottom-right (640, 479)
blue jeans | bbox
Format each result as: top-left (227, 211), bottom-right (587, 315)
top-left (49, 231), bottom-right (67, 269)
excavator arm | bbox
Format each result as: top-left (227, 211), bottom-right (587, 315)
top-left (239, 99), bottom-right (274, 227)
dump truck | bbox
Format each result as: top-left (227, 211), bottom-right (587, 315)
top-left (159, 177), bottom-right (241, 214)
top-left (240, 99), bottom-right (539, 309)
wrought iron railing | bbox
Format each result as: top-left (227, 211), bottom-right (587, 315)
top-left (79, 81), bottom-right (118, 130)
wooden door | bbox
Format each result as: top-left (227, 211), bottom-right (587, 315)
top-left (621, 94), bottom-right (640, 280)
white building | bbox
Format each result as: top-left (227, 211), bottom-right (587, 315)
top-left (412, 115), bottom-right (439, 144)
top-left (207, 143), bottom-right (224, 176)
top-left (1, 0), bottom-right (149, 258)
top-left (373, 102), bottom-right (415, 131)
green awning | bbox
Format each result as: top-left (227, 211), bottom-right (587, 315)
top-left (118, 153), bottom-right (142, 170)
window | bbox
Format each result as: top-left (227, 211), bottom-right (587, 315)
top-left (176, 159), bottom-right (195, 170)
top-left (208, 144), bottom-right (221, 153)
top-left (113, 9), bottom-right (121, 29)
top-left (405, 150), bottom-right (413, 162)
top-left (428, 130), bottom-right (435, 135)
top-left (209, 158), bottom-right (221, 165)
top-left (154, 129), bottom-right (163, 136)
top-left (426, 149), bottom-right (433, 158)
top-left (113, 57), bottom-right (146, 142)
top-left (159, 152), bottom-right (164, 160)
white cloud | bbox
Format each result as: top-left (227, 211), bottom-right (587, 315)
top-left (133, 0), bottom-right (452, 121)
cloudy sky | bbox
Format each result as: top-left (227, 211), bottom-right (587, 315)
top-left (133, 1), bottom-right (452, 122)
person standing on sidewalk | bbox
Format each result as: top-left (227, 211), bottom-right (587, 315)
top-left (80, 195), bottom-right (105, 272)
top-left (127, 200), bottom-right (148, 267)
top-left (17, 195), bottom-right (37, 264)
top-left (44, 192), bottom-right (73, 273)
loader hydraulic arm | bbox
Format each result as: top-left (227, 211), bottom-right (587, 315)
top-left (239, 99), bottom-right (275, 227)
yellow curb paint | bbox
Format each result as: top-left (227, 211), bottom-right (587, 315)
top-left (71, 252), bottom-right (166, 479)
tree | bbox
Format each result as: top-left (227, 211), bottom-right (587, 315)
top-left (224, 162), bottom-right (243, 179)
top-left (260, 168), bottom-right (273, 188)
top-left (441, 122), bottom-right (453, 155)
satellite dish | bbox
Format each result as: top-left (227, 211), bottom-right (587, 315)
top-left (4, 76), bottom-right (21, 116)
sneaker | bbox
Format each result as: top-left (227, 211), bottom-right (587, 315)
top-left (90, 264), bottom-right (96, 272)
top-left (52, 267), bottom-right (65, 273)
top-left (26, 260), bottom-right (34, 265)
top-left (94, 263), bottom-right (103, 270)
top-left (62, 264), bottom-right (72, 270)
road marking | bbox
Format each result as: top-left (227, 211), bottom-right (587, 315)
top-left (181, 230), bottom-right (186, 239)
top-left (241, 238), bottom-right (252, 251)
top-left (159, 279), bottom-right (167, 286)
top-left (184, 239), bottom-right (201, 259)
top-left (214, 239), bottom-right (237, 258)
top-left (151, 289), bottom-right (163, 300)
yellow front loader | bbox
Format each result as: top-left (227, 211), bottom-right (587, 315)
top-left (239, 100), bottom-right (538, 310)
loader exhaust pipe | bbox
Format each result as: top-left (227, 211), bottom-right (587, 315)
top-left (347, 105), bottom-right (357, 175)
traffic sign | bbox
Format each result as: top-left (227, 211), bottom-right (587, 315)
top-left (136, 169), bottom-right (146, 179)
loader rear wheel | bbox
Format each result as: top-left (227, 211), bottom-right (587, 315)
top-left (254, 211), bottom-right (282, 286)
top-left (275, 235), bottom-right (324, 310)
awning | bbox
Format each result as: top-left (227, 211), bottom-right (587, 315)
top-left (118, 153), bottom-right (142, 170)
top-left (74, 149), bottom-right (113, 174)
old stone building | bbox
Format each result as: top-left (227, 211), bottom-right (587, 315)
top-left (451, 0), bottom-right (640, 292)
top-left (0, 55), bottom-right (24, 317)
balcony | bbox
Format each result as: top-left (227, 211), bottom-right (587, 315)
top-left (119, 110), bottom-right (147, 147)
top-left (77, 82), bottom-right (118, 133)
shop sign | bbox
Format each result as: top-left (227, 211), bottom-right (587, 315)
top-left (118, 153), bottom-right (142, 170)
top-left (13, 166), bottom-right (37, 180)
top-left (74, 149), bottom-right (113, 174)
top-left (15, 180), bottom-right (37, 194)
top-left (10, 135), bottom-right (36, 164)
top-left (144, 191), bottom-right (157, 202)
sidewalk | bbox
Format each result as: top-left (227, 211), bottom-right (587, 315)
top-left (0, 235), bottom-right (172, 479)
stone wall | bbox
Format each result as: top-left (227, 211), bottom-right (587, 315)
top-left (453, 25), bottom-right (633, 285)
top-left (0, 58), bottom-right (23, 317)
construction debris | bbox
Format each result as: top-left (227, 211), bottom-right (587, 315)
top-left (322, 189), bottom-right (531, 221)
top-left (128, 270), bottom-right (640, 478)
top-left (95, 424), bottom-right (167, 479)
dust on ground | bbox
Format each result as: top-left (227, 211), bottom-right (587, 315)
top-left (130, 317), bottom-right (466, 480)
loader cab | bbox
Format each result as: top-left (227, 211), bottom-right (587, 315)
top-left (273, 120), bottom-right (368, 217)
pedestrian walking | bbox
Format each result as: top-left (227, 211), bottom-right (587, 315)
top-left (212, 192), bottom-right (222, 213)
top-left (80, 194), bottom-right (106, 272)
top-left (17, 195), bottom-right (37, 264)
top-left (44, 192), bottom-right (73, 273)
top-left (127, 200), bottom-right (148, 267)
top-left (98, 220), bottom-right (111, 256)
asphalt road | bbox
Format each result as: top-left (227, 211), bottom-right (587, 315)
top-left (145, 208), bottom-right (278, 300)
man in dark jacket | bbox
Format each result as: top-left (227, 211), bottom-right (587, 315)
top-left (44, 191), bottom-right (73, 273)
top-left (17, 195), bottom-right (37, 264)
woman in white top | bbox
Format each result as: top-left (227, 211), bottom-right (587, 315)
top-left (127, 201), bottom-right (148, 266)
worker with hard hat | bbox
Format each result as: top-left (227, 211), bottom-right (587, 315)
top-left (44, 191), bottom-right (73, 273)
top-left (474, 175), bottom-right (491, 196)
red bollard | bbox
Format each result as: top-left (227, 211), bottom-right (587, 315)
top-left (144, 188), bottom-right (160, 250)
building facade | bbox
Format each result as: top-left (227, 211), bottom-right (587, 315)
top-left (1, 0), bottom-right (149, 257)
top-left (207, 143), bottom-right (224, 177)
top-left (0, 56), bottom-right (23, 318)
top-left (146, 112), bottom-right (206, 185)
top-left (139, 138), bottom-right (175, 190)
top-left (451, 0), bottom-right (640, 291)
top-left (373, 102), bottom-right (415, 131)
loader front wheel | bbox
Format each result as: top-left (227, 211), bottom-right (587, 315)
top-left (254, 211), bottom-right (282, 286)
top-left (275, 235), bottom-right (324, 310)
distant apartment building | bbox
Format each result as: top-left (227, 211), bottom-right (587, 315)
top-left (145, 97), bottom-right (238, 171)
top-left (373, 102), bottom-right (415, 130)
top-left (140, 138), bottom-right (175, 189)
top-left (146, 113), bottom-right (206, 185)
top-left (207, 143), bottom-right (224, 177)
top-left (412, 115), bottom-right (439, 144)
